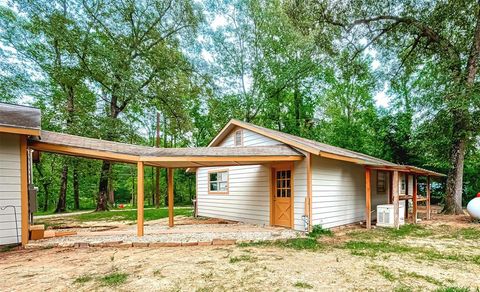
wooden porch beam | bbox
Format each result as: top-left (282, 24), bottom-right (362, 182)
top-left (365, 167), bottom-right (372, 229)
top-left (137, 161), bottom-right (144, 237)
top-left (392, 171), bottom-right (400, 229)
top-left (168, 168), bottom-right (174, 227)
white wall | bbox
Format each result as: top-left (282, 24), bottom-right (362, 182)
top-left (0, 133), bottom-right (22, 245)
top-left (293, 155), bottom-right (308, 231)
top-left (311, 156), bottom-right (389, 229)
top-left (219, 127), bottom-right (280, 147)
top-left (196, 165), bottom-right (271, 225)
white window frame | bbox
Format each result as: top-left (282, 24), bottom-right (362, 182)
top-left (234, 129), bottom-right (243, 146)
top-left (208, 170), bottom-right (229, 194)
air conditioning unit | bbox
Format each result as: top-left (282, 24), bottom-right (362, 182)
top-left (377, 203), bottom-right (405, 228)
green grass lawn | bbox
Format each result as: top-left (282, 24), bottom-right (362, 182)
top-left (71, 207), bottom-right (192, 222)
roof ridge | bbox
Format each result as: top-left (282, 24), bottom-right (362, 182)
top-left (233, 119), bottom-right (396, 165)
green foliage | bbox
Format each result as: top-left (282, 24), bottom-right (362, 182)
top-left (99, 272), bottom-right (128, 287)
top-left (308, 225), bottom-right (333, 238)
top-left (74, 274), bottom-right (94, 284)
top-left (293, 281), bottom-right (313, 289)
top-left (229, 255), bottom-right (257, 263)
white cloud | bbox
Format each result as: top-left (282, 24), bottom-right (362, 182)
top-left (211, 15), bottom-right (227, 30)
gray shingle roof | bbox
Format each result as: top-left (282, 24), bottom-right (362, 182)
top-left (210, 119), bottom-right (444, 176)
top-left (0, 102), bottom-right (41, 130)
top-left (32, 130), bottom-right (303, 158)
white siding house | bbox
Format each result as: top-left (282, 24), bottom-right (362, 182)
top-left (0, 133), bottom-right (22, 245)
top-left (195, 119), bottom-right (441, 232)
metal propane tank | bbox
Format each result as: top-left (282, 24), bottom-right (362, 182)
top-left (467, 192), bottom-right (480, 220)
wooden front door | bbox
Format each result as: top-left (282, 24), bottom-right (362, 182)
top-left (273, 167), bottom-right (293, 228)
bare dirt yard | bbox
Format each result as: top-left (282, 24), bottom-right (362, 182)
top-left (1, 213), bottom-right (479, 292)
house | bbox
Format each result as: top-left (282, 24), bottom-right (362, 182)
top-left (0, 102), bottom-right (443, 246)
top-left (193, 119), bottom-right (443, 231)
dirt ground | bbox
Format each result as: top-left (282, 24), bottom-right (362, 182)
top-left (1, 213), bottom-right (479, 291)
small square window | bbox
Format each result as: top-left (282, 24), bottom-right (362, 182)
top-left (209, 170), bottom-right (229, 194)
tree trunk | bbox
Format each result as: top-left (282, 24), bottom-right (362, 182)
top-left (35, 163), bottom-right (50, 212)
top-left (55, 165), bottom-right (68, 213)
top-left (444, 137), bottom-right (466, 214)
top-left (73, 164), bottom-right (80, 210)
top-left (96, 161), bottom-right (110, 211)
top-left (444, 2), bottom-right (480, 214)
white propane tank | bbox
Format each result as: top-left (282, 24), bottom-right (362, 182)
top-left (467, 193), bottom-right (480, 220)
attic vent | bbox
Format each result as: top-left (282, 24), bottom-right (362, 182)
top-left (234, 130), bottom-right (243, 146)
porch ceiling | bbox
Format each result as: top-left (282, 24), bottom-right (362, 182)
top-left (28, 131), bottom-right (304, 167)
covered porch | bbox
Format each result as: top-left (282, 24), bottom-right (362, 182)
top-left (364, 165), bottom-right (444, 229)
top-left (26, 130), bottom-right (304, 242)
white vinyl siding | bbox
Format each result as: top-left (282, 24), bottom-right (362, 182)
top-left (311, 156), bottom-right (388, 229)
top-left (219, 127), bottom-right (280, 147)
top-left (0, 133), bottom-right (22, 245)
top-left (197, 165), bottom-right (270, 225)
top-left (293, 157), bottom-right (308, 231)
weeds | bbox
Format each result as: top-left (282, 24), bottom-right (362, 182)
top-left (74, 274), bottom-right (94, 284)
top-left (308, 225), bottom-right (333, 238)
top-left (229, 255), bottom-right (257, 263)
top-left (371, 266), bottom-right (396, 282)
top-left (238, 238), bottom-right (322, 251)
top-left (99, 272), bottom-right (128, 286)
top-left (293, 281), bottom-right (313, 289)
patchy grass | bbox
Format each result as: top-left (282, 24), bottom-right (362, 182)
top-left (74, 274), bottom-right (94, 284)
top-left (371, 266), bottom-right (396, 282)
top-left (403, 270), bottom-right (443, 286)
top-left (434, 287), bottom-right (472, 292)
top-left (238, 238), bottom-right (322, 251)
top-left (308, 225), bottom-right (333, 238)
top-left (229, 255), bottom-right (257, 263)
top-left (75, 208), bottom-right (192, 222)
top-left (0, 244), bottom-right (18, 253)
top-left (293, 281), bottom-right (313, 289)
top-left (98, 272), bottom-right (128, 286)
top-left (450, 227), bottom-right (480, 240)
top-left (348, 224), bottom-right (433, 240)
top-left (344, 240), bottom-right (480, 266)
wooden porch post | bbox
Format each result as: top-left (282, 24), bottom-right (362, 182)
top-left (388, 171), bottom-right (393, 204)
top-left (137, 161), bottom-right (144, 237)
top-left (168, 168), bottom-right (174, 227)
top-left (365, 167), bottom-right (372, 229)
top-left (405, 173), bottom-right (409, 220)
top-left (426, 176), bottom-right (431, 220)
top-left (412, 175), bottom-right (417, 224)
top-left (20, 136), bottom-right (29, 246)
top-left (392, 171), bottom-right (400, 229)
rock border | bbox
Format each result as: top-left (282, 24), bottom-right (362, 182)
top-left (23, 238), bottom-right (252, 250)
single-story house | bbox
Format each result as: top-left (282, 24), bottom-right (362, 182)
top-left (193, 120), bottom-right (443, 231)
top-left (0, 102), bottom-right (442, 246)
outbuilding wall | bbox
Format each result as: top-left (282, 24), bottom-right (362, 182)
top-left (0, 133), bottom-right (22, 245)
top-left (311, 156), bottom-right (389, 229)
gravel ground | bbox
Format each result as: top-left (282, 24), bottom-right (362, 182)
top-left (29, 217), bottom-right (303, 247)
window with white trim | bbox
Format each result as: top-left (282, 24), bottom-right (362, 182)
top-left (234, 130), bottom-right (243, 146)
top-left (209, 171), bottom-right (228, 194)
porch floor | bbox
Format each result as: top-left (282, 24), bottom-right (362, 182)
top-left (27, 216), bottom-right (303, 248)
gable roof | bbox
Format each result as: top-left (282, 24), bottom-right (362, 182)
top-left (0, 102), bottom-right (41, 135)
top-left (209, 119), bottom-right (444, 177)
